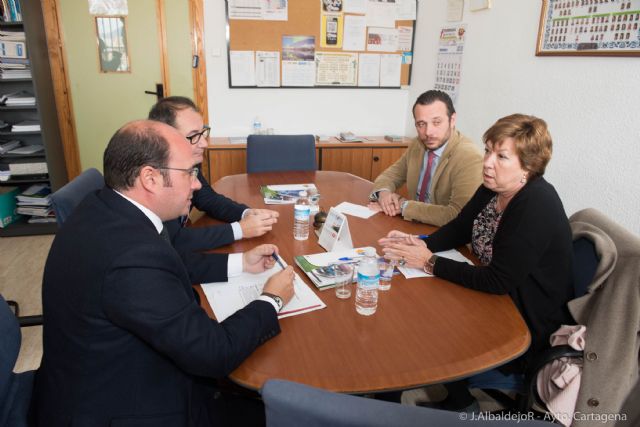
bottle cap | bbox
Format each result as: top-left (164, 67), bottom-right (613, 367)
top-left (299, 190), bottom-right (308, 197)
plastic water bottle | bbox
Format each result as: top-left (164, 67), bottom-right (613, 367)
top-left (355, 248), bottom-right (380, 316)
top-left (293, 191), bottom-right (310, 241)
top-left (252, 117), bottom-right (262, 135)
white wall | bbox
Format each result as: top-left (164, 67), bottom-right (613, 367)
top-left (203, 1), bottom-right (410, 137)
top-left (204, 0), bottom-right (640, 234)
top-left (408, 0), bottom-right (640, 235)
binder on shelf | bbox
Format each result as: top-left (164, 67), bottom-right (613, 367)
top-left (0, 40), bottom-right (26, 59)
top-left (0, 185), bottom-right (20, 227)
top-left (11, 119), bottom-right (40, 132)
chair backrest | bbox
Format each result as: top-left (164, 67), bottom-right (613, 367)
top-left (0, 294), bottom-right (34, 427)
top-left (572, 237), bottom-right (599, 298)
top-left (246, 135), bottom-right (316, 173)
top-left (261, 379), bottom-right (550, 427)
top-left (50, 168), bottom-right (104, 226)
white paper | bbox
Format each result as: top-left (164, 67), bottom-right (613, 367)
top-left (343, 15), bottom-right (367, 51)
top-left (263, 0), bottom-right (288, 20)
top-left (366, 1), bottom-right (397, 28)
top-left (282, 61), bottom-right (316, 87)
top-left (398, 249), bottom-right (474, 279)
top-left (255, 51), bottom-right (280, 87)
top-left (367, 27), bottom-right (399, 52)
top-left (230, 51), bottom-right (256, 86)
top-left (315, 52), bottom-right (358, 86)
top-left (398, 26), bottom-right (413, 51)
top-left (202, 262), bottom-right (326, 321)
top-left (344, 0), bottom-right (367, 13)
top-left (379, 53), bottom-right (401, 87)
top-left (333, 201), bottom-right (378, 219)
top-left (395, 0), bottom-right (417, 20)
top-left (357, 53), bottom-right (380, 86)
top-left (446, 0), bottom-right (464, 22)
top-left (88, 0), bottom-right (127, 15)
top-left (228, 0), bottom-right (263, 19)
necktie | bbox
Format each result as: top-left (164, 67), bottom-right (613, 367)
top-left (418, 151), bottom-right (436, 202)
top-left (159, 227), bottom-right (171, 243)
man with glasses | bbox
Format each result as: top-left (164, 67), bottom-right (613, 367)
top-left (149, 96), bottom-right (279, 250)
top-left (35, 120), bottom-right (294, 426)
top-left (368, 90), bottom-right (482, 226)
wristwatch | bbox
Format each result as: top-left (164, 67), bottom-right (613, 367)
top-left (423, 254), bottom-right (439, 275)
top-left (261, 292), bottom-right (284, 312)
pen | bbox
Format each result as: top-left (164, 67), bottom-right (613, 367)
top-left (271, 253), bottom-right (286, 270)
top-left (338, 256), bottom-right (364, 261)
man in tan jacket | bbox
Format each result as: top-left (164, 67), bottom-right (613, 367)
top-left (369, 90), bottom-right (482, 226)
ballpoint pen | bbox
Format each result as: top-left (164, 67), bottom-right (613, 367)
top-left (271, 253), bottom-right (286, 269)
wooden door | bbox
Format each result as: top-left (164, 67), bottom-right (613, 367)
top-left (321, 147), bottom-right (373, 180)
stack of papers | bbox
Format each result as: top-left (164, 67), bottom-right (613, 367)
top-left (0, 139), bottom-right (20, 154)
top-left (11, 120), bottom-right (40, 132)
top-left (7, 144), bottom-right (44, 155)
top-left (260, 183), bottom-right (317, 204)
top-left (294, 247), bottom-right (376, 290)
top-left (1, 90), bottom-right (35, 106)
top-left (201, 260), bottom-right (326, 320)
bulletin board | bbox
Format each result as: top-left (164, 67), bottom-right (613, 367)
top-left (225, 0), bottom-right (418, 88)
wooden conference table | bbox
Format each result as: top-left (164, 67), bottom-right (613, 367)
top-left (193, 171), bottom-right (530, 394)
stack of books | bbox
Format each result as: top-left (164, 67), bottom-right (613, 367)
top-left (15, 183), bottom-right (55, 223)
top-left (0, 0), bottom-right (23, 22)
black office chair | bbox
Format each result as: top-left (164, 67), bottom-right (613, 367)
top-left (50, 168), bottom-right (104, 226)
top-left (246, 134), bottom-right (316, 173)
top-left (261, 379), bottom-right (551, 427)
top-left (0, 294), bottom-right (41, 427)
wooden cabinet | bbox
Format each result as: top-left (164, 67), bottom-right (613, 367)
top-left (205, 137), bottom-right (409, 193)
top-left (0, 2), bottom-right (67, 237)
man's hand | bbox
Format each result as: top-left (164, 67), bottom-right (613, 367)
top-left (377, 190), bottom-right (403, 216)
top-left (263, 266), bottom-right (295, 305)
top-left (240, 211), bottom-right (278, 238)
top-left (243, 244), bottom-right (279, 273)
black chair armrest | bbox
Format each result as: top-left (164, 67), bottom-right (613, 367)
top-left (18, 315), bottom-right (44, 328)
top-left (525, 345), bottom-right (583, 409)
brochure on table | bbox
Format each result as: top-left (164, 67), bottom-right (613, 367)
top-left (294, 247), bottom-right (376, 291)
top-left (317, 207), bottom-right (353, 252)
top-left (201, 260), bottom-right (326, 320)
top-left (398, 248), bottom-right (474, 278)
top-left (260, 183), bottom-right (317, 204)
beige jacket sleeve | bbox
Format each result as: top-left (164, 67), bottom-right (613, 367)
top-left (402, 132), bottom-right (483, 227)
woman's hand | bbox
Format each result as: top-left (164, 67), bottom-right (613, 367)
top-left (378, 230), bottom-right (432, 269)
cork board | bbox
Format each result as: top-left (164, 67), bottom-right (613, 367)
top-left (225, 0), bottom-right (417, 88)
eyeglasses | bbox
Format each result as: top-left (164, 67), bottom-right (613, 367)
top-left (156, 166), bottom-right (199, 180)
top-left (186, 126), bottom-right (211, 145)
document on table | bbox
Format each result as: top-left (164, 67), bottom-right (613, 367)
top-left (201, 261), bottom-right (326, 321)
top-left (398, 249), bottom-right (474, 279)
top-left (333, 201), bottom-right (378, 219)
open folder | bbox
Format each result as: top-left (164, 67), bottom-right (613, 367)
top-left (201, 260), bottom-right (326, 320)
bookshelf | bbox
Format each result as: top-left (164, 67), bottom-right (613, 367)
top-left (0, 0), bottom-right (67, 237)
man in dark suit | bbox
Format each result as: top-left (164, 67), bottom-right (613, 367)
top-left (149, 96), bottom-right (279, 250)
top-left (34, 120), bottom-right (294, 426)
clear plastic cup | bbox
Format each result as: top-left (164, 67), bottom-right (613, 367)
top-left (331, 262), bottom-right (355, 299)
top-left (378, 257), bottom-right (395, 291)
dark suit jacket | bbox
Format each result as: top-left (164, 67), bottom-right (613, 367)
top-left (34, 187), bottom-right (279, 427)
top-left (164, 170), bottom-right (251, 251)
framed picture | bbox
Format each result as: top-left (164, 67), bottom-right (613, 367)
top-left (536, 0), bottom-right (640, 57)
top-left (95, 16), bottom-right (130, 72)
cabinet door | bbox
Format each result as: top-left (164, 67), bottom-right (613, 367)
top-left (371, 147), bottom-right (408, 198)
top-left (208, 149), bottom-right (246, 183)
top-left (321, 147), bottom-right (372, 180)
